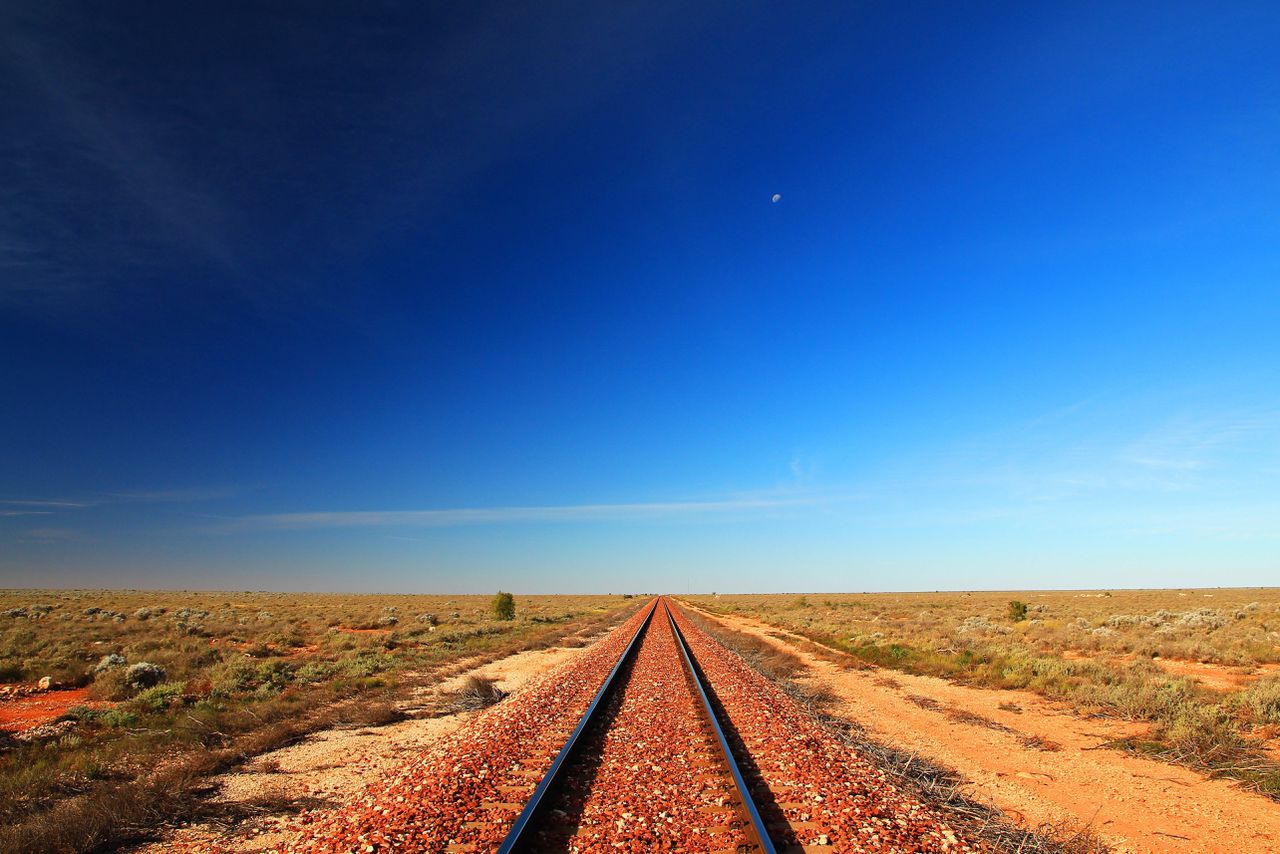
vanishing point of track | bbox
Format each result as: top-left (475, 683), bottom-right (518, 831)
top-left (497, 597), bottom-right (776, 853)
top-left (298, 596), bottom-right (978, 852)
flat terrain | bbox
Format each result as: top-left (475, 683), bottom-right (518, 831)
top-left (0, 589), bottom-right (636, 853)
top-left (684, 589), bottom-right (1280, 781)
top-left (4, 588), bottom-right (1279, 853)
top-left (684, 601), bottom-right (1280, 853)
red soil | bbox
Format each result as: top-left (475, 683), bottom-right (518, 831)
top-left (0, 687), bottom-right (98, 732)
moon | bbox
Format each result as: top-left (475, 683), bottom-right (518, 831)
top-left (771, 194), bottom-right (781, 203)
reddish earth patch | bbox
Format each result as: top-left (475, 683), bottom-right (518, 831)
top-left (283, 644), bottom-right (321, 658)
top-left (1150, 658), bottom-right (1258, 691)
top-left (0, 687), bottom-right (101, 732)
top-left (1061, 652), bottom-right (1280, 692)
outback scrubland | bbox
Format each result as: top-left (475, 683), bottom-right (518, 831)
top-left (0, 589), bottom-right (635, 852)
top-left (687, 589), bottom-right (1280, 797)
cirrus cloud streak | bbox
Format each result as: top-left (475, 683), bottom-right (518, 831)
top-left (224, 495), bottom-right (834, 532)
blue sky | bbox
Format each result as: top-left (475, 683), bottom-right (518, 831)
top-left (2, 2), bottom-right (1278, 592)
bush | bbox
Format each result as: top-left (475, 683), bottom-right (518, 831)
top-left (297, 660), bottom-right (337, 683)
top-left (1007, 600), bottom-right (1029, 622)
top-left (94, 654), bottom-right (126, 673)
top-left (132, 682), bottom-right (185, 713)
top-left (1235, 675), bottom-right (1280, 726)
top-left (88, 670), bottom-right (130, 701)
top-left (210, 660), bottom-right (257, 696)
top-left (337, 651), bottom-right (395, 678)
top-left (124, 662), bottom-right (166, 689)
top-left (441, 674), bottom-right (507, 712)
top-left (1158, 702), bottom-right (1243, 765)
top-left (100, 708), bottom-right (139, 728)
top-left (491, 591), bottom-right (516, 621)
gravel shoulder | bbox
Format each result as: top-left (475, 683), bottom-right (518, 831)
top-left (129, 644), bottom-right (587, 853)
top-left (685, 604), bottom-right (1280, 854)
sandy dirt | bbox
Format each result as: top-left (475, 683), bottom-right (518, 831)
top-left (1150, 658), bottom-right (1280, 692)
top-left (129, 643), bottom-right (587, 853)
top-left (688, 605), bottom-right (1280, 854)
top-left (1062, 652), bottom-right (1278, 693)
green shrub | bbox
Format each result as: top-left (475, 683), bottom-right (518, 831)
top-left (1007, 600), bottom-right (1029, 622)
top-left (209, 660), bottom-right (258, 696)
top-left (124, 662), bottom-right (166, 689)
top-left (254, 659), bottom-right (296, 690)
top-left (491, 591), bottom-right (516, 621)
top-left (337, 651), bottom-right (395, 677)
top-left (1234, 674), bottom-right (1280, 726)
top-left (132, 682), bottom-right (185, 713)
top-left (100, 708), bottom-right (139, 728)
top-left (297, 660), bottom-right (337, 683)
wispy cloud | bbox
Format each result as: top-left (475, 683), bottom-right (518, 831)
top-left (969, 400), bottom-right (1275, 489)
top-left (225, 494), bottom-right (833, 532)
top-left (0, 487), bottom-right (237, 516)
top-left (1119, 411), bottom-right (1271, 472)
top-left (19, 526), bottom-right (78, 543)
top-left (104, 487), bottom-right (240, 503)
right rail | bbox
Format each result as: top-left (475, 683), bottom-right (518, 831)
top-left (665, 599), bottom-right (778, 854)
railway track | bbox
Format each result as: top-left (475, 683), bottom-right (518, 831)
top-left (299, 597), bottom-right (977, 852)
top-left (497, 597), bottom-right (777, 853)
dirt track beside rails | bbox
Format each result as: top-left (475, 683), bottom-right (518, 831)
top-left (684, 603), bottom-right (1280, 854)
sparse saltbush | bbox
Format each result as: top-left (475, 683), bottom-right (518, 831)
top-left (124, 662), bottom-right (166, 690)
top-left (1234, 674), bottom-right (1280, 726)
top-left (94, 653), bottom-right (126, 673)
top-left (690, 587), bottom-right (1280, 800)
top-left (957, 615), bottom-right (1010, 635)
top-left (131, 681), bottom-right (186, 713)
top-left (0, 591), bottom-right (627, 849)
top-left (1176, 608), bottom-right (1227, 629)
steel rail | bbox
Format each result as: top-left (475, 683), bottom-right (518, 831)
top-left (496, 598), bottom-right (658, 854)
top-left (665, 599), bottom-right (778, 854)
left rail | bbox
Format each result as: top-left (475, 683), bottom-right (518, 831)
top-left (495, 598), bottom-right (657, 854)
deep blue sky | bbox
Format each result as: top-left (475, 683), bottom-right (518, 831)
top-left (2, 2), bottom-right (1278, 592)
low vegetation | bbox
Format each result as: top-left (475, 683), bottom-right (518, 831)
top-left (687, 588), bottom-right (1280, 799)
top-left (0, 589), bottom-right (636, 852)
top-left (681, 607), bottom-right (1108, 854)
top-left (491, 590), bottom-right (516, 621)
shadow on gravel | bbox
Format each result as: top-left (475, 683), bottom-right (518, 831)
top-left (519, 619), bottom-right (651, 852)
top-left (677, 645), bottom-right (801, 851)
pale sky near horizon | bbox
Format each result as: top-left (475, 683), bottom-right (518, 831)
top-left (3, 3), bottom-right (1278, 593)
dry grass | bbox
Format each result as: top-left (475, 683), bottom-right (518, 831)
top-left (680, 608), bottom-right (1109, 854)
top-left (0, 590), bottom-right (639, 853)
top-left (686, 589), bottom-right (1280, 799)
top-left (436, 674), bottom-right (508, 714)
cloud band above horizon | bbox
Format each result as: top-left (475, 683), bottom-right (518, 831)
top-left (225, 495), bottom-right (830, 531)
